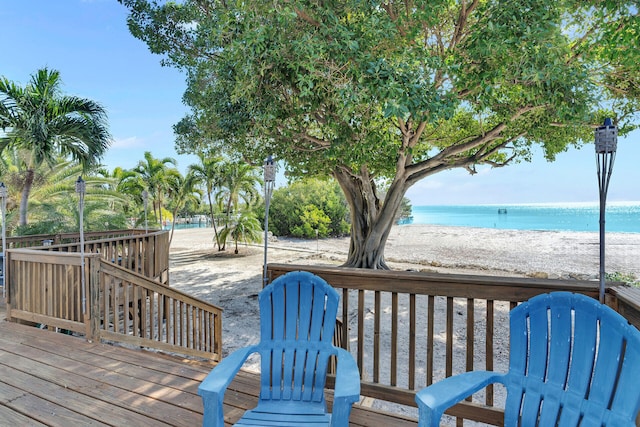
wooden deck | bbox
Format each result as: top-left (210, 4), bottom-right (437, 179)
top-left (0, 304), bottom-right (417, 426)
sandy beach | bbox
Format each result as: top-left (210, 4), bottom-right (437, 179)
top-left (169, 222), bottom-right (640, 354)
top-left (170, 223), bottom-right (640, 285)
top-left (168, 224), bottom-right (639, 421)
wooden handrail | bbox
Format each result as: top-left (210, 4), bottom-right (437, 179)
top-left (2, 229), bottom-right (149, 248)
top-left (33, 230), bottom-right (170, 284)
top-left (92, 260), bottom-right (223, 361)
top-left (5, 231), bottom-right (223, 362)
top-left (267, 263), bottom-right (640, 426)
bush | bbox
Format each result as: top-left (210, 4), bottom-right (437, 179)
top-left (268, 178), bottom-right (350, 238)
top-left (606, 272), bottom-right (639, 287)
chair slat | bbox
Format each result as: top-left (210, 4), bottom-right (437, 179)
top-left (272, 285), bottom-right (286, 340)
top-left (610, 342), bottom-right (640, 417)
top-left (285, 281), bottom-right (299, 341)
top-left (299, 282), bottom-right (313, 339)
top-left (588, 316), bottom-right (624, 408)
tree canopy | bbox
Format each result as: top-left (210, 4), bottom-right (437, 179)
top-left (120, 0), bottom-right (640, 268)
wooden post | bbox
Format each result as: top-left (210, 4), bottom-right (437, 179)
top-left (5, 249), bottom-right (12, 322)
top-left (87, 254), bottom-right (101, 343)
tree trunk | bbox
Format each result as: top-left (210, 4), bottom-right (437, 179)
top-left (19, 169), bottom-right (35, 227)
top-left (334, 167), bottom-right (407, 269)
top-left (169, 207), bottom-right (178, 244)
top-left (220, 196), bottom-right (233, 251)
top-left (157, 189), bottom-right (164, 230)
top-left (208, 192), bottom-right (221, 250)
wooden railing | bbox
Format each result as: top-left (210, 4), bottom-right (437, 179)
top-left (89, 260), bottom-right (223, 361)
top-left (7, 249), bottom-right (89, 333)
top-left (4, 232), bottom-right (223, 362)
top-left (3, 229), bottom-right (148, 249)
top-left (267, 263), bottom-right (640, 426)
top-left (31, 230), bottom-right (170, 284)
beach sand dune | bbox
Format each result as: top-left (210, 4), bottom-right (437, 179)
top-left (169, 225), bottom-right (639, 423)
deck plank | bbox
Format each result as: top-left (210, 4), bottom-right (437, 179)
top-left (0, 314), bottom-right (417, 426)
top-left (0, 336), bottom-right (202, 425)
top-left (0, 380), bottom-right (109, 426)
top-left (0, 365), bottom-right (158, 426)
top-left (0, 405), bottom-right (49, 426)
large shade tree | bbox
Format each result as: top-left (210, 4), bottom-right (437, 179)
top-left (121, 0), bottom-right (640, 268)
top-left (0, 68), bottom-right (111, 226)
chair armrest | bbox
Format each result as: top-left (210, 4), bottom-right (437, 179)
top-left (198, 345), bottom-right (258, 427)
top-left (330, 347), bottom-right (361, 427)
top-left (415, 371), bottom-right (506, 427)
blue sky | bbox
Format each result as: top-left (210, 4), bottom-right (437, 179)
top-left (2, 0), bottom-right (638, 205)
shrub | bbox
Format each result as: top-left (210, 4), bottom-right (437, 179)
top-left (268, 178), bottom-right (350, 238)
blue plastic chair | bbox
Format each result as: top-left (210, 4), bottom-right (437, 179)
top-left (416, 292), bottom-right (640, 426)
top-left (198, 271), bottom-right (360, 427)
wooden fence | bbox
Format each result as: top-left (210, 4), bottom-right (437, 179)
top-left (267, 263), bottom-right (640, 426)
top-left (3, 229), bottom-right (148, 249)
top-left (7, 249), bottom-right (88, 333)
top-left (91, 261), bottom-right (222, 360)
top-left (31, 230), bottom-right (170, 284)
top-left (4, 231), bottom-right (223, 362)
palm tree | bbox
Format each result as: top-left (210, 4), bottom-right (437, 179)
top-left (215, 161), bottom-right (260, 250)
top-left (188, 153), bottom-right (224, 249)
top-left (218, 210), bottom-right (263, 254)
top-left (10, 157), bottom-right (129, 234)
top-left (166, 171), bottom-right (202, 244)
top-left (98, 166), bottom-right (148, 227)
top-left (0, 68), bottom-right (111, 226)
top-left (131, 151), bottom-right (180, 229)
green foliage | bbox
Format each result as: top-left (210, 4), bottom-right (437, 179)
top-left (0, 155), bottom-right (131, 235)
top-left (121, 0), bottom-right (640, 172)
top-left (120, 1), bottom-right (640, 267)
top-left (396, 197), bottom-right (413, 224)
top-left (268, 178), bottom-right (350, 238)
top-left (606, 272), bottom-right (639, 287)
top-left (0, 68), bottom-right (112, 226)
top-left (218, 210), bottom-right (263, 254)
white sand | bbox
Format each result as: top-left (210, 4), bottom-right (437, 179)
top-left (168, 225), bottom-right (639, 422)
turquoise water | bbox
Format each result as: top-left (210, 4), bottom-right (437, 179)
top-left (409, 202), bottom-right (640, 233)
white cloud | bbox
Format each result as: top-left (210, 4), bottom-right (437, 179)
top-left (111, 136), bottom-right (145, 149)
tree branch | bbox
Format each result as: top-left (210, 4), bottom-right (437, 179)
top-left (294, 7), bottom-right (320, 28)
top-left (450, 0), bottom-right (480, 49)
top-left (405, 119), bottom-right (532, 187)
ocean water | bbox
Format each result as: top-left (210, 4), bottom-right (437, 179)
top-left (409, 202), bottom-right (640, 233)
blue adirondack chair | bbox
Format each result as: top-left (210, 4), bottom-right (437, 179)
top-left (416, 292), bottom-right (640, 426)
top-left (198, 270), bottom-right (360, 427)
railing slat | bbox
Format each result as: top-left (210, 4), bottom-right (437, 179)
top-left (391, 292), bottom-right (398, 387)
top-left (409, 293), bottom-right (416, 390)
top-left (374, 290), bottom-right (381, 383)
top-left (357, 289), bottom-right (364, 379)
top-left (466, 297), bottom-right (474, 373)
top-left (486, 299), bottom-right (495, 406)
top-left (427, 294), bottom-right (434, 387)
top-left (446, 296), bottom-right (453, 378)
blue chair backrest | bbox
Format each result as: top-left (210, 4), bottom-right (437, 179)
top-left (257, 271), bottom-right (339, 405)
top-left (505, 292), bottom-right (640, 426)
